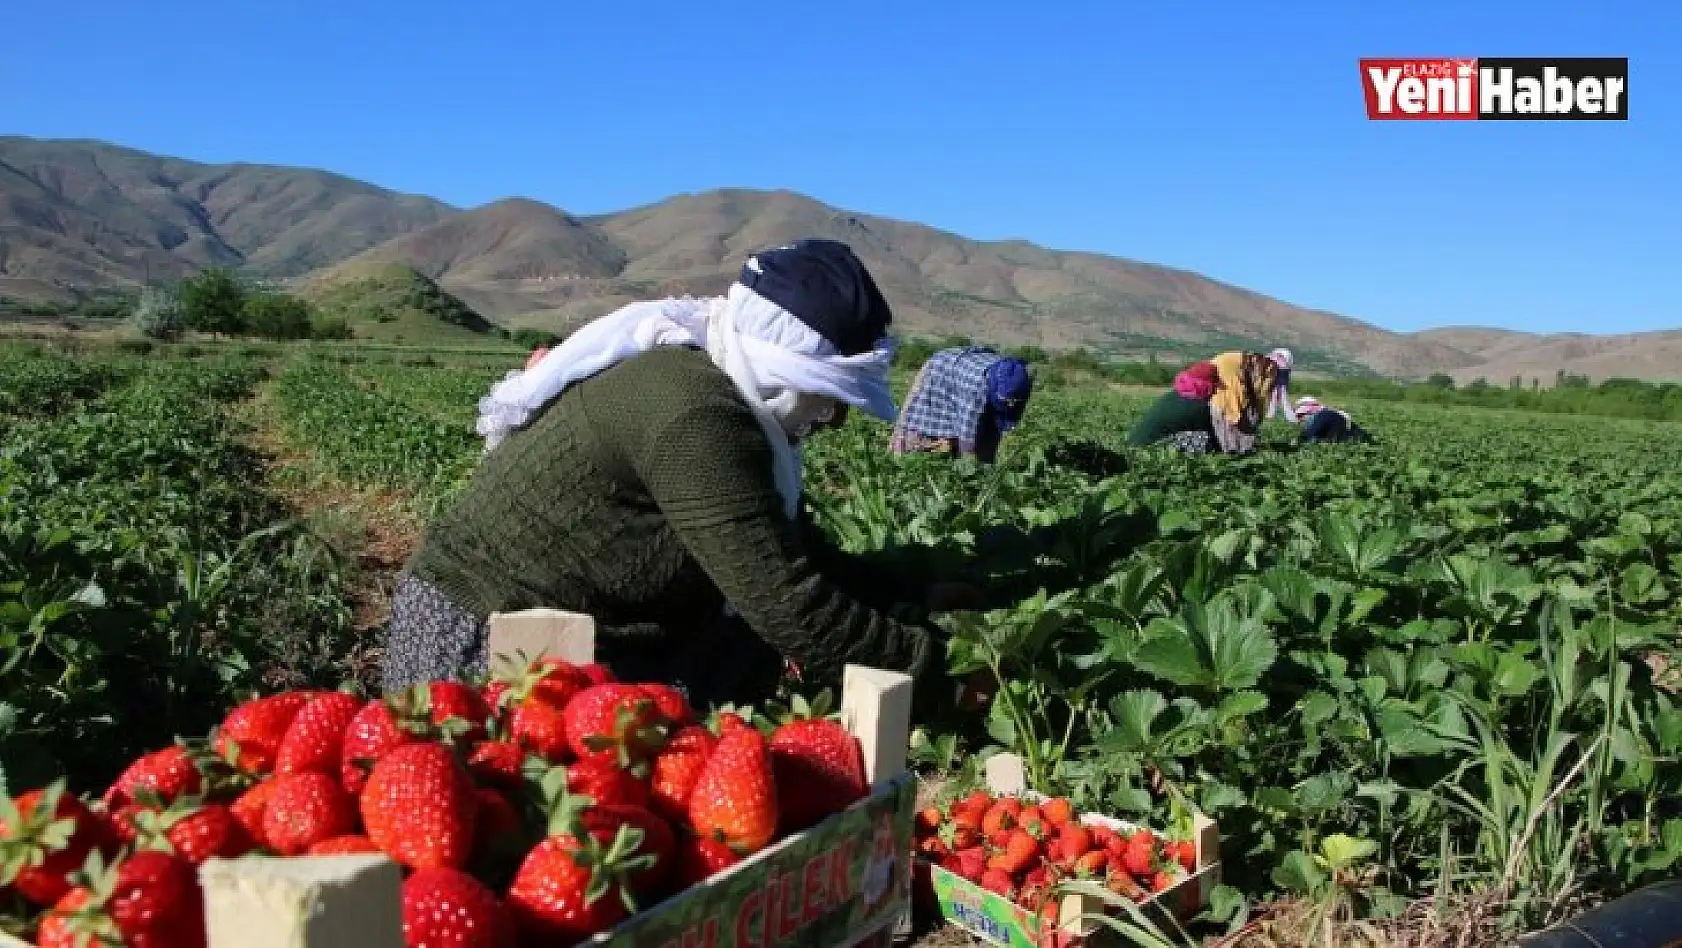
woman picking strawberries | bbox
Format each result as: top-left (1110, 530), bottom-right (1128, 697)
top-left (385, 239), bottom-right (985, 713)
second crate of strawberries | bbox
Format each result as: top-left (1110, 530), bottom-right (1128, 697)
top-left (912, 754), bottom-right (1220, 948)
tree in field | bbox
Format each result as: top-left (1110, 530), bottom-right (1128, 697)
top-left (130, 286), bottom-right (184, 340)
top-left (243, 292), bottom-right (315, 341)
top-left (177, 268), bottom-right (248, 337)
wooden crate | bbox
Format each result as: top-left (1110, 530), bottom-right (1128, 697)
top-left (1, 609), bottom-right (918, 948)
top-left (918, 753), bottom-right (1221, 948)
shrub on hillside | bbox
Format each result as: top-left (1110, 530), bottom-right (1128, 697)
top-left (130, 286), bottom-right (185, 341)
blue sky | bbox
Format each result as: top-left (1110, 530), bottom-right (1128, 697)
top-left (4, 1), bottom-right (1676, 334)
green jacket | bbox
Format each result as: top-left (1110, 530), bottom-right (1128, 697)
top-left (407, 346), bottom-right (944, 699)
top-left (1128, 391), bottom-right (1216, 447)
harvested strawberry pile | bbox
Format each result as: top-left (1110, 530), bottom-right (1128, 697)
top-left (0, 660), bottom-right (871, 948)
top-left (915, 789), bottom-right (1196, 913)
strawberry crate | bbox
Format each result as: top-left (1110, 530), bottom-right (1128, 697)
top-left (915, 753), bottom-right (1221, 948)
top-left (0, 608), bottom-right (918, 948)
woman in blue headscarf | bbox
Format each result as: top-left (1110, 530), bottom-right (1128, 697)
top-left (890, 346), bottom-right (1034, 463)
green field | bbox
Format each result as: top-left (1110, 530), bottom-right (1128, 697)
top-left (3, 338), bottom-right (1678, 945)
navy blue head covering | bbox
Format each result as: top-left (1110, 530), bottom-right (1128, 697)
top-left (985, 357), bottom-right (1033, 431)
top-left (737, 239), bottom-right (893, 356)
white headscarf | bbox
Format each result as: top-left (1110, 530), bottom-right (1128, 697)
top-left (476, 282), bottom-right (897, 520)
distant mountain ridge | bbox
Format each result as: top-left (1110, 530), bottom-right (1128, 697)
top-left (1, 135), bottom-right (1673, 381)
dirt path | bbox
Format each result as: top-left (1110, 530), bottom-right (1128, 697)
top-left (238, 378), bottom-right (423, 687)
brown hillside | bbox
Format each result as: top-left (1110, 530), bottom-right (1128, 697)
top-left (3, 137), bottom-right (1674, 380)
top-left (0, 136), bottom-right (454, 300)
top-left (320, 198), bottom-right (627, 286)
top-left (1415, 326), bottom-right (1682, 385)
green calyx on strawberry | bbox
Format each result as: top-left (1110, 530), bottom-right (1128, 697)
top-left (48, 847), bottom-right (205, 948)
top-left (126, 796), bottom-right (254, 865)
top-left (386, 682), bottom-right (483, 746)
top-left (568, 686), bottom-right (672, 767)
top-left (540, 788), bottom-right (657, 913)
top-left (761, 688), bottom-right (840, 727)
top-left (106, 741), bottom-right (220, 804)
top-left (0, 781), bottom-right (108, 906)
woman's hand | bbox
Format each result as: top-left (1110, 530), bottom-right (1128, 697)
top-left (524, 346), bottom-right (551, 371)
top-left (924, 582), bottom-right (988, 613)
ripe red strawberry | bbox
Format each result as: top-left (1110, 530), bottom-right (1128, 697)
top-left (1151, 869), bottom-right (1179, 893)
top-left (636, 684), bottom-right (693, 727)
top-left (506, 825), bottom-right (651, 943)
top-left (103, 746), bottom-right (203, 810)
top-left (1018, 804), bottom-right (1049, 839)
top-left (229, 779), bottom-right (279, 849)
top-left (980, 868), bottom-right (1015, 898)
top-left (362, 743), bottom-right (477, 870)
top-left (275, 691), bottom-right (362, 776)
top-left (468, 740), bottom-right (527, 791)
top-left (674, 833), bottom-right (741, 888)
top-left (217, 692), bottom-right (316, 774)
top-left (941, 846), bottom-right (987, 883)
top-left (648, 726), bottom-right (716, 823)
top-left (0, 784), bottom-right (117, 907)
top-left (576, 803), bottom-right (675, 898)
top-left (1040, 797), bottom-right (1074, 828)
top-left (768, 718), bottom-right (867, 834)
top-left (915, 806), bottom-right (944, 835)
top-left (131, 801), bottom-right (253, 866)
top-left (712, 711), bottom-right (751, 735)
top-left (1121, 836), bottom-right (1155, 878)
top-left (687, 726), bottom-right (778, 854)
top-left (509, 697), bottom-right (571, 764)
top-left (499, 660), bottom-right (592, 762)
top-left (340, 699), bottom-right (421, 795)
top-left (981, 797), bottom-right (1021, 837)
top-left (987, 829), bottom-right (1041, 875)
top-left (1075, 849), bottom-right (1109, 877)
top-left (482, 680), bottom-right (512, 716)
top-left (307, 834), bottom-right (382, 856)
top-left (1166, 839), bottom-right (1197, 873)
top-left (108, 804), bottom-right (147, 848)
top-left (565, 758), bottom-right (650, 810)
top-left (577, 663), bottom-right (617, 686)
top-left (951, 790), bottom-right (993, 820)
top-left (262, 772), bottom-right (357, 856)
top-left (1058, 823), bottom-right (1093, 862)
top-left (563, 683), bottom-right (669, 765)
top-left (425, 681), bottom-right (492, 743)
top-left (402, 867), bottom-right (516, 948)
top-left (36, 850), bottom-right (205, 948)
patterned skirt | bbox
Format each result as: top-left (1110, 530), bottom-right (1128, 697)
top-left (1166, 430), bottom-right (1215, 454)
top-left (1209, 404), bottom-right (1258, 455)
top-left (382, 572), bottom-right (488, 693)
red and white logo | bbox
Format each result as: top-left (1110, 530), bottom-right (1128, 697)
top-left (1359, 58), bottom-right (1628, 121)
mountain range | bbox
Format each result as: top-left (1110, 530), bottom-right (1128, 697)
top-left (2, 135), bottom-right (1674, 381)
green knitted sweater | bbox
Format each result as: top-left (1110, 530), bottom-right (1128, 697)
top-left (1128, 391), bottom-right (1217, 446)
top-left (407, 346), bottom-right (943, 696)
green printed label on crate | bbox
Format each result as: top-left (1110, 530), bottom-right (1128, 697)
top-left (928, 866), bottom-right (1070, 948)
top-left (599, 773), bottom-right (915, 948)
